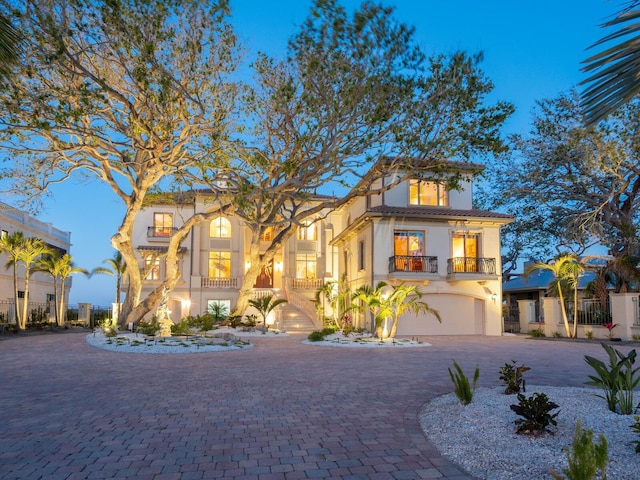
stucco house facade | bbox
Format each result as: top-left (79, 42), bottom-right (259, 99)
top-left (0, 201), bottom-right (73, 321)
top-left (131, 163), bottom-right (512, 336)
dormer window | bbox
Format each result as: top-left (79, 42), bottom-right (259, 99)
top-left (409, 180), bottom-right (448, 206)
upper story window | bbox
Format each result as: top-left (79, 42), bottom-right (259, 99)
top-left (409, 180), bottom-right (448, 206)
top-left (296, 221), bottom-right (317, 241)
top-left (153, 213), bottom-right (173, 237)
top-left (209, 216), bottom-right (231, 238)
top-left (144, 255), bottom-right (161, 280)
top-left (208, 251), bottom-right (231, 278)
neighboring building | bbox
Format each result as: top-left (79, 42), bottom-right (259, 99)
top-left (131, 162), bottom-right (513, 336)
top-left (502, 258), bottom-right (609, 330)
top-left (0, 201), bottom-right (72, 321)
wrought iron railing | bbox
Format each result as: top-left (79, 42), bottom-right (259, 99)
top-left (201, 277), bottom-right (238, 288)
top-left (447, 257), bottom-right (496, 275)
top-left (388, 255), bottom-right (438, 273)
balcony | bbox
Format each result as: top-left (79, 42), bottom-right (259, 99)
top-left (290, 278), bottom-right (324, 290)
top-left (389, 255), bottom-right (438, 274)
top-left (201, 277), bottom-right (238, 288)
top-left (147, 226), bottom-right (178, 240)
top-left (447, 257), bottom-right (497, 278)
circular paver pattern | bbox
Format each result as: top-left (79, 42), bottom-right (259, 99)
top-left (0, 330), bottom-right (619, 479)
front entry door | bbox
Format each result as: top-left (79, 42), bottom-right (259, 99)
top-left (254, 260), bottom-right (274, 288)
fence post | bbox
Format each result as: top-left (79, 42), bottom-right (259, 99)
top-left (610, 293), bottom-right (636, 341)
top-left (517, 300), bottom-right (536, 334)
top-left (541, 297), bottom-right (562, 337)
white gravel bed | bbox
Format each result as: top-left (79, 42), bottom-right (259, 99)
top-left (86, 331), bottom-right (253, 354)
top-left (420, 386), bottom-right (640, 479)
top-left (303, 332), bottom-right (431, 348)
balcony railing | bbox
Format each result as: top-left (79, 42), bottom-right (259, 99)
top-left (389, 255), bottom-right (438, 273)
top-left (201, 277), bottom-right (238, 288)
top-left (290, 278), bottom-right (324, 290)
top-left (147, 226), bottom-right (179, 239)
top-left (447, 257), bottom-right (496, 275)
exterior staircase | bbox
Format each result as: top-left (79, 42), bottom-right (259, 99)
top-left (277, 302), bottom-right (317, 334)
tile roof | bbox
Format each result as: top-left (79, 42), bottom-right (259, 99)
top-left (366, 205), bottom-right (513, 220)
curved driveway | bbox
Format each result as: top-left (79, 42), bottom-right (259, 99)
top-left (0, 331), bottom-right (615, 479)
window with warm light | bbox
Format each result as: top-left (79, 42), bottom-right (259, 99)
top-left (452, 233), bottom-right (478, 258)
top-left (296, 253), bottom-right (317, 279)
top-left (144, 254), bottom-right (161, 280)
top-left (260, 227), bottom-right (273, 242)
top-left (451, 233), bottom-right (479, 273)
top-left (394, 231), bottom-right (424, 256)
top-left (209, 216), bottom-right (231, 238)
top-left (296, 221), bottom-right (317, 240)
top-left (153, 213), bottom-right (173, 237)
top-left (409, 180), bottom-right (448, 206)
top-left (208, 251), bottom-right (231, 278)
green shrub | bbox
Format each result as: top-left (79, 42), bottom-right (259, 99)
top-left (530, 328), bottom-right (546, 338)
top-left (584, 342), bottom-right (640, 414)
top-left (243, 314), bottom-right (257, 327)
top-left (308, 331), bottom-right (325, 342)
top-left (321, 326), bottom-right (337, 336)
top-left (225, 315), bottom-right (243, 328)
top-left (171, 318), bottom-right (190, 335)
top-left (552, 331), bottom-right (562, 338)
top-left (448, 359), bottom-right (479, 406)
top-left (136, 318), bottom-right (159, 335)
top-left (550, 420), bottom-right (608, 480)
top-left (585, 330), bottom-right (594, 340)
top-left (630, 415), bottom-right (640, 453)
top-left (499, 360), bottom-right (530, 395)
top-left (510, 392), bottom-right (559, 435)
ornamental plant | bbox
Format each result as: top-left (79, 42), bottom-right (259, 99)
top-left (584, 343), bottom-right (640, 414)
top-left (630, 415), bottom-right (640, 453)
top-left (510, 392), bottom-right (559, 435)
top-left (499, 360), bottom-right (530, 394)
top-left (448, 360), bottom-right (479, 406)
top-left (550, 421), bottom-right (608, 480)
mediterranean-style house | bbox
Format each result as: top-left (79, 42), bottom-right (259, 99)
top-left (0, 201), bottom-right (72, 322)
top-left (131, 162), bottom-right (513, 336)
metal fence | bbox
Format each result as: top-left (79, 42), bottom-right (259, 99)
top-left (0, 301), bottom-right (112, 329)
top-left (566, 298), bottom-right (612, 325)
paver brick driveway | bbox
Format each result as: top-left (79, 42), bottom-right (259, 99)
top-left (0, 330), bottom-right (613, 479)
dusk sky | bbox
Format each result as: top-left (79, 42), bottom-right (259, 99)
top-left (22, 0), bottom-right (617, 305)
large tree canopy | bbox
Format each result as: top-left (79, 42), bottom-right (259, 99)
top-left (213, 0), bottom-right (513, 313)
top-left (0, 0), bottom-right (240, 324)
top-left (478, 90), bottom-right (640, 274)
top-left (0, 0), bottom-right (513, 324)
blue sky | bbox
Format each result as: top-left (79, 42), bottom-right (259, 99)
top-left (26, 0), bottom-right (616, 305)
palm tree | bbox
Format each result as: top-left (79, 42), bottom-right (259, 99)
top-left (91, 251), bottom-right (127, 320)
top-left (247, 294), bottom-right (288, 329)
top-left (0, 234), bottom-right (51, 330)
top-left (17, 237), bottom-right (52, 329)
top-left (0, 231), bottom-right (25, 329)
top-left (34, 253), bottom-right (88, 326)
top-left (314, 274), bottom-right (352, 329)
top-left (581, 2), bottom-right (640, 125)
top-left (0, 13), bottom-right (21, 84)
top-left (353, 281), bottom-right (441, 339)
top-left (525, 254), bottom-right (584, 338)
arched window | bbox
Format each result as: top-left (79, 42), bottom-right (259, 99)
top-left (209, 217), bottom-right (231, 238)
